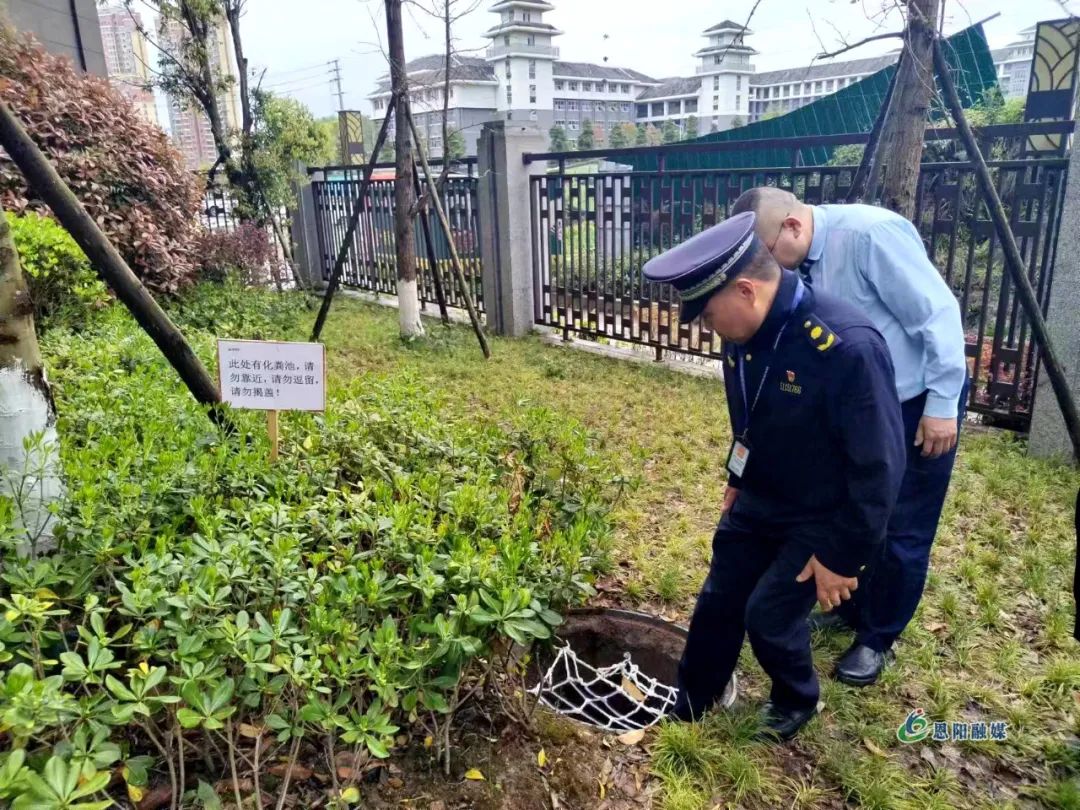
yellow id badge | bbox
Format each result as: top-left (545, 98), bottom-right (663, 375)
top-left (727, 440), bottom-right (750, 477)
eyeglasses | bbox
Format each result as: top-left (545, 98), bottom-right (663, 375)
top-left (765, 210), bottom-right (790, 253)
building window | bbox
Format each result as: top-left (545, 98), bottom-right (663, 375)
top-left (803, 82), bottom-right (811, 94)
top-left (782, 84), bottom-right (790, 97)
top-left (529, 59), bottom-right (536, 78)
top-left (504, 35), bottom-right (509, 45)
top-left (506, 86), bottom-right (512, 104)
top-left (583, 82), bottom-right (593, 92)
top-left (651, 102), bottom-right (663, 116)
top-left (530, 110), bottom-right (538, 120)
top-left (568, 100), bottom-right (578, 110)
top-left (523, 10), bottom-right (531, 21)
top-left (555, 80), bottom-right (564, 91)
top-left (814, 80), bottom-right (822, 93)
top-left (530, 84), bottom-right (537, 104)
top-left (686, 99), bottom-right (697, 112)
top-left (736, 75), bottom-right (741, 90)
top-left (621, 83), bottom-right (630, 93)
top-left (610, 102), bottom-right (620, 112)
top-left (555, 99), bottom-right (565, 110)
top-left (715, 53), bottom-right (723, 64)
top-left (736, 94), bottom-right (741, 108)
top-left (568, 120), bottom-right (578, 130)
top-left (505, 58), bottom-right (511, 78)
top-left (527, 34), bottom-right (535, 45)
top-left (637, 104), bottom-right (648, 117)
top-left (713, 97), bottom-right (719, 111)
top-left (622, 102), bottom-right (630, 111)
top-left (568, 81), bottom-right (578, 91)
top-left (581, 100), bottom-right (591, 111)
top-left (713, 75), bottom-right (720, 91)
top-left (826, 79), bottom-right (834, 91)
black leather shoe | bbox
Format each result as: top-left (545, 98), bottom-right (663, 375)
top-left (835, 642), bottom-right (892, 686)
top-left (753, 701), bottom-right (818, 742)
top-left (807, 611), bottom-right (850, 633)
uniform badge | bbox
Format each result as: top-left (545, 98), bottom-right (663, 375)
top-left (780, 369), bottom-right (802, 395)
top-left (786, 370), bottom-right (796, 383)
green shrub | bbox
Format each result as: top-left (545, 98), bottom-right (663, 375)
top-left (0, 287), bottom-right (620, 806)
top-left (5, 212), bottom-right (108, 328)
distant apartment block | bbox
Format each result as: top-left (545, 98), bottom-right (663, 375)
top-left (97, 5), bottom-right (158, 126)
top-left (5, 0), bottom-right (106, 74)
top-left (159, 18), bottom-right (242, 170)
top-left (992, 25), bottom-right (1036, 99)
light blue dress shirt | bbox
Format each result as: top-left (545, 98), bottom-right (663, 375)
top-left (804, 204), bottom-right (967, 418)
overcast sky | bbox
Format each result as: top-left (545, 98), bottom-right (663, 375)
top-left (240, 0), bottom-right (1080, 120)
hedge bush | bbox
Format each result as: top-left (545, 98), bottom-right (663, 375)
top-left (0, 26), bottom-right (203, 293)
top-left (0, 286), bottom-right (620, 806)
top-left (5, 211), bottom-right (108, 327)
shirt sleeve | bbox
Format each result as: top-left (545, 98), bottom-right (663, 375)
top-left (816, 335), bottom-right (906, 577)
top-left (859, 220), bottom-right (968, 419)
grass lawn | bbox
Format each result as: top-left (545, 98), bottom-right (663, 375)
top-left (317, 296), bottom-right (1080, 809)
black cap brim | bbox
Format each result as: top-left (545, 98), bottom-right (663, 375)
top-left (678, 293), bottom-right (708, 324)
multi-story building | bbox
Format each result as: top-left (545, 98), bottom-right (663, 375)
top-left (97, 5), bottom-right (158, 126)
top-left (369, 5), bottom-right (1044, 155)
top-left (5, 0), bottom-right (106, 74)
top-left (747, 53), bottom-right (896, 122)
top-left (160, 18), bottom-right (241, 170)
top-left (992, 25), bottom-right (1036, 99)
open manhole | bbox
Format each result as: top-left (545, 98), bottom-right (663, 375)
top-left (528, 608), bottom-right (690, 732)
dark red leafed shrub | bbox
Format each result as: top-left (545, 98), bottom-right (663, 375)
top-left (0, 27), bottom-right (202, 293)
top-left (196, 223), bottom-right (286, 287)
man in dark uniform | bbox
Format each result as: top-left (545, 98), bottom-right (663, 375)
top-left (644, 212), bottom-right (906, 740)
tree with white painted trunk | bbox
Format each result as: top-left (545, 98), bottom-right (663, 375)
top-left (386, 0), bottom-right (425, 338)
top-left (0, 210), bottom-right (61, 554)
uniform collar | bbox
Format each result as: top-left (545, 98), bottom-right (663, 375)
top-left (744, 270), bottom-right (803, 350)
top-left (806, 205), bottom-right (827, 264)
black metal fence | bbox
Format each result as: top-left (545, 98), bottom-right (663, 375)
top-left (307, 160), bottom-right (484, 314)
top-left (526, 122), bottom-right (1074, 429)
top-left (200, 182), bottom-right (239, 232)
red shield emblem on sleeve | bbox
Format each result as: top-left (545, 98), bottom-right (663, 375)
top-left (786, 370), bottom-right (796, 383)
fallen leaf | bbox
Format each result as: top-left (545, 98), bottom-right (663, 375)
top-left (598, 779), bottom-right (606, 800)
top-left (617, 728), bottom-right (646, 745)
top-left (924, 621), bottom-right (948, 634)
top-left (429, 802), bottom-right (446, 810)
top-left (136, 785), bottom-right (175, 810)
top-left (621, 676), bottom-right (647, 704)
top-left (424, 735), bottom-right (434, 748)
top-left (340, 786), bottom-right (361, 804)
top-left (464, 768), bottom-right (485, 781)
top-left (863, 737), bottom-right (887, 758)
top-left (387, 777), bottom-right (404, 789)
top-left (238, 723), bottom-right (264, 739)
top-left (537, 748), bottom-right (548, 768)
top-left (268, 762), bottom-right (312, 781)
top-left (127, 783), bottom-right (146, 803)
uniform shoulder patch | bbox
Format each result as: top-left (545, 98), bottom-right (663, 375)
top-left (802, 314), bottom-right (842, 353)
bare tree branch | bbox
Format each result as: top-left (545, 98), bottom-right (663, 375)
top-left (816, 30), bottom-right (905, 60)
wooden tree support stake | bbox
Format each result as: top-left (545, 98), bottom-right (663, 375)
top-left (267, 410), bottom-right (279, 462)
top-left (405, 106), bottom-right (490, 359)
top-left (0, 99), bottom-right (229, 429)
top-left (309, 95), bottom-right (397, 343)
top-left (413, 165), bottom-right (451, 326)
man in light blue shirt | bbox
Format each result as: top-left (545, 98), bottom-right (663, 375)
top-left (732, 187), bottom-right (968, 685)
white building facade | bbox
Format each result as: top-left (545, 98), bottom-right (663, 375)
top-left (368, 6), bottom-right (1041, 155)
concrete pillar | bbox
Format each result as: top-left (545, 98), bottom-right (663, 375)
top-left (1029, 147), bottom-right (1080, 459)
top-left (289, 164), bottom-right (325, 289)
top-left (476, 121), bottom-right (548, 336)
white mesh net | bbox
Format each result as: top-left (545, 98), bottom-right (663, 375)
top-left (530, 644), bottom-right (680, 733)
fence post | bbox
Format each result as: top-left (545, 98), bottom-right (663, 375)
top-left (290, 162), bottom-right (324, 289)
top-left (1029, 147), bottom-right (1080, 459)
top-left (476, 121), bottom-right (548, 336)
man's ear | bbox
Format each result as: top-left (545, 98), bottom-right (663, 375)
top-left (784, 214), bottom-right (804, 238)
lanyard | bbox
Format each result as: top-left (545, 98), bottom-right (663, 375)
top-left (736, 280), bottom-right (805, 439)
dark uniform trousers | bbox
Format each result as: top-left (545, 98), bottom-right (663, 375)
top-left (675, 508), bottom-right (821, 719)
top-left (838, 382), bottom-right (968, 652)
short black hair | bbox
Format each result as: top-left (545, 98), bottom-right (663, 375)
top-left (738, 239), bottom-right (781, 282)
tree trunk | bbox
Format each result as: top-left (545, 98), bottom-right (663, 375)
top-left (875, 0), bottom-right (940, 218)
top-left (0, 211), bottom-right (61, 554)
top-left (386, 0), bottom-right (424, 338)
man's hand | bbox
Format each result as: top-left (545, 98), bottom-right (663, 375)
top-left (914, 415), bottom-right (958, 459)
top-left (796, 555), bottom-right (858, 613)
top-left (722, 486), bottom-right (739, 514)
